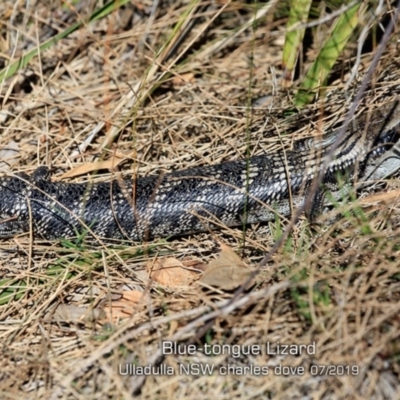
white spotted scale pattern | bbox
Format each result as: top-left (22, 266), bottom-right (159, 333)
top-left (0, 101), bottom-right (398, 240)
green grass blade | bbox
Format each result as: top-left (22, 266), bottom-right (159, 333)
top-left (0, 279), bottom-right (28, 305)
top-left (295, 2), bottom-right (364, 107)
top-left (282, 0), bottom-right (313, 87)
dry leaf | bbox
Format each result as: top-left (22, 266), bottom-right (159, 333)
top-left (360, 189), bottom-right (400, 204)
top-left (200, 243), bottom-right (254, 291)
top-left (0, 140), bottom-right (20, 171)
top-left (60, 151), bottom-right (133, 179)
top-left (181, 258), bottom-right (207, 272)
top-left (0, 110), bottom-right (10, 124)
top-left (147, 257), bottom-right (197, 287)
top-left (44, 304), bottom-right (105, 323)
top-left (102, 289), bottom-right (146, 321)
top-left (172, 72), bottom-right (195, 86)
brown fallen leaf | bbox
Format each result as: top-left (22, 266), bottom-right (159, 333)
top-left (360, 189), bottom-right (400, 205)
top-left (0, 140), bottom-right (20, 171)
top-left (147, 257), bottom-right (197, 287)
top-left (172, 72), bottom-right (195, 86)
top-left (102, 289), bottom-right (146, 322)
top-left (181, 258), bottom-right (207, 272)
top-left (44, 304), bottom-right (105, 323)
top-left (200, 243), bottom-right (254, 291)
top-left (59, 151), bottom-right (133, 179)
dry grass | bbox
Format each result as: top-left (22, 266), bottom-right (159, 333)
top-left (0, 1), bottom-right (399, 399)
